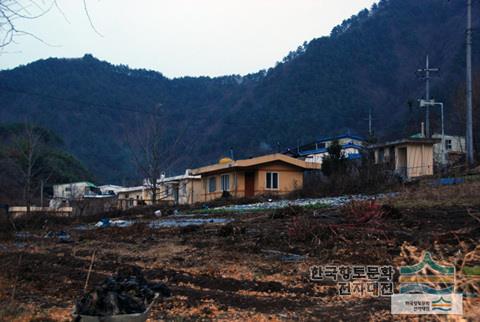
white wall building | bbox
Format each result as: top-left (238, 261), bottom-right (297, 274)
top-left (53, 182), bottom-right (100, 199)
top-left (431, 133), bottom-right (465, 166)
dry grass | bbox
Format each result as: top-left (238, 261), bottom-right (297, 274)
top-left (389, 180), bottom-right (480, 209)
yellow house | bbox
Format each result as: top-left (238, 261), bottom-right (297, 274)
top-left (369, 138), bottom-right (439, 179)
top-left (190, 153), bottom-right (320, 203)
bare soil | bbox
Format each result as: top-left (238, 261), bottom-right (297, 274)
top-left (1, 192), bottom-right (480, 321)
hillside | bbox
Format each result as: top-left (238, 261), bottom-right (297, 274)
top-left (0, 0), bottom-right (478, 184)
top-left (0, 124), bottom-right (91, 203)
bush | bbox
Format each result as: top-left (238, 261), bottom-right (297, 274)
top-left (303, 156), bottom-right (400, 197)
top-left (341, 200), bottom-right (384, 224)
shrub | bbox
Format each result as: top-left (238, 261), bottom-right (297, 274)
top-left (341, 200), bottom-right (384, 224)
top-left (287, 215), bottom-right (319, 242)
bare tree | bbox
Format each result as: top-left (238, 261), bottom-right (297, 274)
top-left (5, 123), bottom-right (48, 214)
top-left (0, 0), bottom-right (56, 47)
top-left (0, 0), bottom-right (100, 47)
top-left (125, 106), bottom-right (188, 205)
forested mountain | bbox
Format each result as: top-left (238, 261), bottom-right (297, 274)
top-left (0, 0), bottom-right (479, 184)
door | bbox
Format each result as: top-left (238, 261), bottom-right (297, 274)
top-left (244, 172), bottom-right (255, 197)
top-left (173, 185), bottom-right (179, 205)
top-left (397, 147), bottom-right (407, 178)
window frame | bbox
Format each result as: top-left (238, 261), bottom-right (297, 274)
top-left (445, 139), bottom-right (453, 151)
top-left (208, 176), bottom-right (217, 193)
top-left (266, 172), bottom-right (279, 190)
top-left (221, 174), bottom-right (230, 192)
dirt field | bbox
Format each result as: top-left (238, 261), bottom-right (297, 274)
top-left (1, 183), bottom-right (480, 321)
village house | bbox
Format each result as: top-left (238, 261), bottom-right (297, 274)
top-left (369, 138), bottom-right (439, 179)
top-left (156, 171), bottom-right (201, 205)
top-left (432, 133), bottom-right (465, 166)
top-left (53, 181), bottom-right (100, 199)
top-left (190, 154), bottom-right (320, 203)
top-left (117, 186), bottom-right (148, 210)
top-left (286, 133), bottom-right (367, 165)
top-left (410, 133), bottom-right (466, 167)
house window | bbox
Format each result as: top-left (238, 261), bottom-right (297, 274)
top-left (266, 172), bottom-right (279, 190)
top-left (378, 148), bottom-right (385, 163)
top-left (445, 139), bottom-right (452, 151)
top-left (208, 177), bottom-right (216, 193)
top-left (221, 174), bottom-right (230, 191)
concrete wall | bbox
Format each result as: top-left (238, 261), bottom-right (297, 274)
top-left (9, 206), bottom-right (73, 218)
top-left (53, 182), bottom-right (91, 199)
top-left (255, 162), bottom-right (303, 195)
top-left (198, 172), bottom-right (246, 203)
top-left (405, 144), bottom-right (434, 177)
top-left (117, 189), bottom-right (146, 209)
top-left (431, 134), bottom-right (465, 165)
top-left (179, 179), bottom-right (203, 205)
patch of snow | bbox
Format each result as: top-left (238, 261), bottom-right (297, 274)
top-left (149, 218), bottom-right (232, 229)
top-left (210, 193), bottom-right (396, 213)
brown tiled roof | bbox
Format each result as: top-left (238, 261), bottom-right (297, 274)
top-left (191, 153), bottom-right (320, 175)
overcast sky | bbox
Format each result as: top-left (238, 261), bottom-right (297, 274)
top-left (0, 0), bottom-right (377, 78)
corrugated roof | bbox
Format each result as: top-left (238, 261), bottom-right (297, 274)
top-left (368, 138), bottom-right (440, 149)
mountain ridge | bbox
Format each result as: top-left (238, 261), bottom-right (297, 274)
top-left (0, 0), bottom-right (478, 184)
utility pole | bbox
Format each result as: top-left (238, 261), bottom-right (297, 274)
top-left (40, 180), bottom-right (44, 208)
top-left (368, 107), bottom-right (373, 136)
top-left (417, 56), bottom-right (439, 138)
top-left (364, 107), bottom-right (375, 137)
top-left (420, 100), bottom-right (446, 165)
top-left (466, 0), bottom-right (475, 166)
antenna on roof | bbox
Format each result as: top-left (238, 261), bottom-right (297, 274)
top-left (363, 107), bottom-right (376, 137)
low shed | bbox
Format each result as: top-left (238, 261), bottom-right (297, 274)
top-left (369, 138), bottom-right (439, 179)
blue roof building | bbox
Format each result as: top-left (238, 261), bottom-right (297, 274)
top-left (285, 133), bottom-right (367, 165)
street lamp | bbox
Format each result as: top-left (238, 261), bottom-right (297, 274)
top-left (419, 99), bottom-right (445, 165)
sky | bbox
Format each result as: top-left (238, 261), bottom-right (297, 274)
top-left (0, 0), bottom-right (377, 78)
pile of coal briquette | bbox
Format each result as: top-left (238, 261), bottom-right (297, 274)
top-left (75, 267), bottom-right (171, 316)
